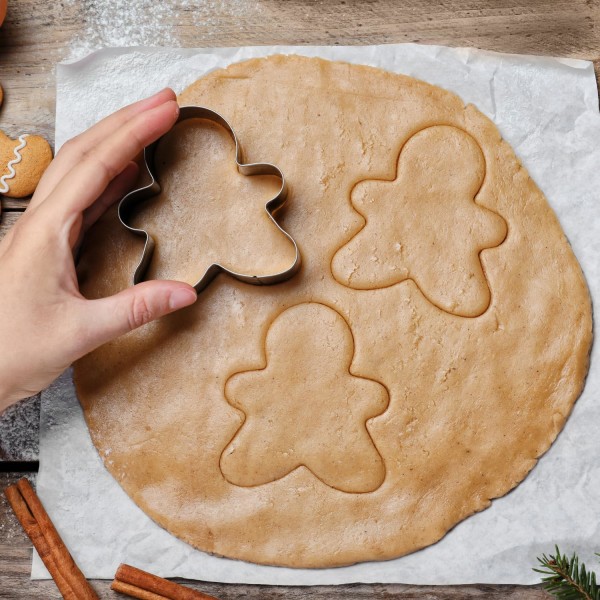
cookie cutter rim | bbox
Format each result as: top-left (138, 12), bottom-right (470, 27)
top-left (118, 105), bottom-right (301, 293)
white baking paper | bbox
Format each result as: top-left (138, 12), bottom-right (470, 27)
top-left (34, 44), bottom-right (600, 584)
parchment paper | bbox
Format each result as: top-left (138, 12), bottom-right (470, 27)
top-left (34, 44), bottom-right (600, 584)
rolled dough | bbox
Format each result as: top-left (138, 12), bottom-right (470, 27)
top-left (75, 55), bottom-right (592, 568)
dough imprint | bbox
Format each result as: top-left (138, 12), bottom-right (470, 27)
top-left (221, 302), bottom-right (389, 494)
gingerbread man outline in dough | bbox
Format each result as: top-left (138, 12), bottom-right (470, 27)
top-left (220, 302), bottom-right (391, 494)
top-left (331, 125), bottom-right (508, 318)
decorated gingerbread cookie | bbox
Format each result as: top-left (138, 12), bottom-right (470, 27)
top-left (0, 83), bottom-right (53, 199)
top-left (0, 130), bottom-right (52, 198)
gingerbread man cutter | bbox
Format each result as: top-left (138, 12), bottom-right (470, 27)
top-left (118, 106), bottom-right (301, 293)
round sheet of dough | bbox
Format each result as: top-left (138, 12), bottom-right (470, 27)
top-left (75, 55), bottom-right (592, 568)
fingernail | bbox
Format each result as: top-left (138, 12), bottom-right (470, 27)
top-left (169, 288), bottom-right (197, 311)
top-left (155, 87), bottom-right (172, 97)
top-left (146, 88), bottom-right (173, 103)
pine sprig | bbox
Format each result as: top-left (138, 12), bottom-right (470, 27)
top-left (534, 546), bottom-right (600, 600)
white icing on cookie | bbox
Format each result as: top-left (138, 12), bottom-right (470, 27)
top-left (0, 134), bottom-right (29, 194)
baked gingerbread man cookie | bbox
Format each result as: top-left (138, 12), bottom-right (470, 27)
top-left (0, 83), bottom-right (53, 199)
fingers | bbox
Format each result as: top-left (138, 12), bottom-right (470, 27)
top-left (81, 161), bottom-right (139, 233)
top-left (70, 161), bottom-right (139, 251)
top-left (37, 99), bottom-right (179, 227)
top-left (76, 281), bottom-right (197, 353)
top-left (31, 88), bottom-right (176, 207)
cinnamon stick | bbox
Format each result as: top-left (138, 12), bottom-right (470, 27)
top-left (4, 477), bottom-right (98, 600)
top-left (112, 579), bottom-right (168, 600)
top-left (113, 564), bottom-right (220, 600)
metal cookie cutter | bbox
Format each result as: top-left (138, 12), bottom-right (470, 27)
top-left (118, 106), bottom-right (301, 293)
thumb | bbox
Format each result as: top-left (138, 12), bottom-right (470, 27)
top-left (80, 280), bottom-right (197, 352)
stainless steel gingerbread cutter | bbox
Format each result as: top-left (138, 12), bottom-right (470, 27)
top-left (118, 106), bottom-right (301, 293)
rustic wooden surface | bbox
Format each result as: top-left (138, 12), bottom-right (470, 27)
top-left (2, 0), bottom-right (600, 597)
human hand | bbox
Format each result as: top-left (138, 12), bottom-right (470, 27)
top-left (0, 89), bottom-right (197, 410)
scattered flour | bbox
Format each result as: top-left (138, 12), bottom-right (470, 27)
top-left (0, 394), bottom-right (40, 460)
top-left (65, 0), bottom-right (264, 62)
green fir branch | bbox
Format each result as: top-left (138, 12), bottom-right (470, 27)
top-left (533, 546), bottom-right (600, 600)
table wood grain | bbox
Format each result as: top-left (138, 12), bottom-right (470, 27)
top-left (2, 0), bottom-right (599, 597)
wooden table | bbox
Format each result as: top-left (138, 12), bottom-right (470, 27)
top-left (1, 0), bottom-right (598, 597)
